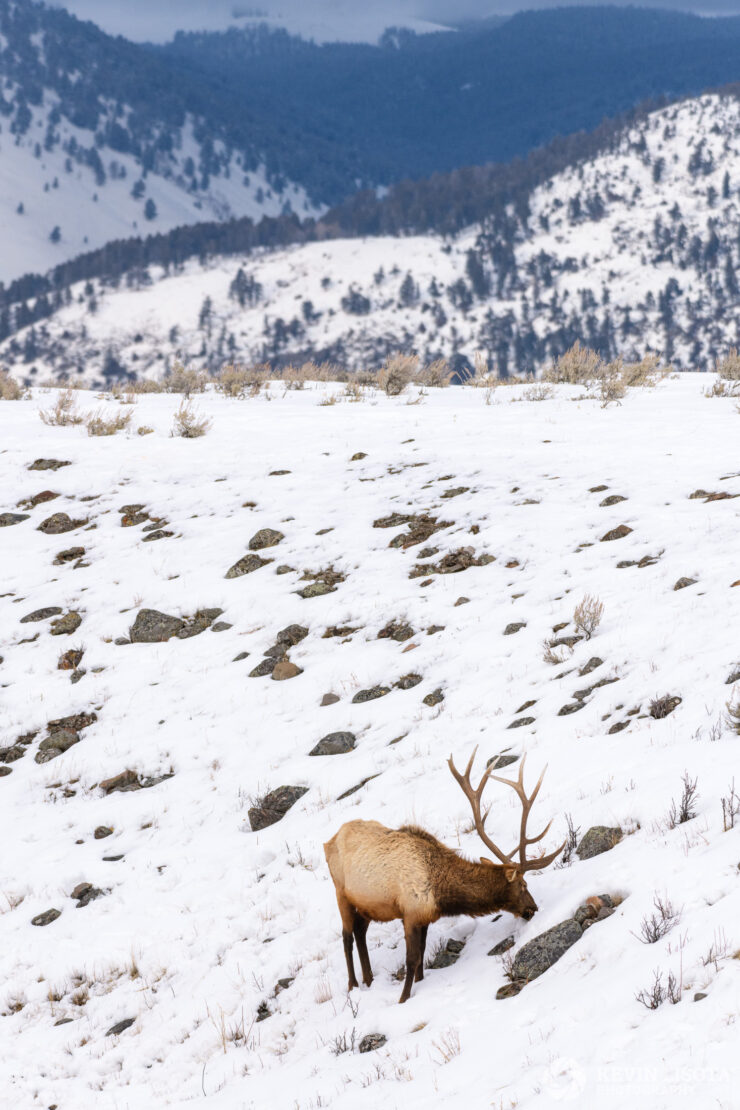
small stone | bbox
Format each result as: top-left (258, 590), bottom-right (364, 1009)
top-left (0, 513), bottom-right (30, 527)
top-left (53, 546), bottom-right (85, 565)
top-left (496, 981), bottom-right (525, 998)
top-left (378, 620), bottom-right (414, 642)
top-left (487, 753), bottom-right (519, 769)
top-left (320, 693), bottom-right (340, 706)
top-left (557, 702), bottom-right (585, 716)
top-left (250, 658), bottom-right (276, 677)
top-left (504, 622), bottom-right (526, 635)
top-left (508, 717), bottom-right (535, 728)
top-left (429, 938), bottom-right (466, 968)
top-left (488, 936), bottom-right (515, 956)
top-left (20, 606), bottom-right (63, 623)
top-left (94, 826), bottom-right (113, 839)
top-left (395, 673), bottom-right (422, 690)
top-left (275, 977), bottom-right (295, 994)
top-left (599, 495), bottom-right (627, 506)
top-left (271, 661), bottom-right (303, 681)
top-left (39, 728), bottom-right (80, 754)
top-left (130, 609), bottom-right (185, 643)
top-left (589, 485), bottom-right (608, 492)
top-left (310, 732), bottom-right (356, 756)
top-left (29, 458), bottom-right (71, 471)
top-left (607, 721), bottom-right (630, 734)
top-left (454, 597), bottom-right (470, 606)
top-left (248, 785), bottom-right (309, 831)
top-left (276, 564), bottom-right (294, 575)
top-left (423, 688), bottom-right (444, 707)
top-left (249, 528), bottom-right (284, 551)
top-left (337, 774), bottom-right (381, 799)
top-left (576, 826), bottom-right (623, 860)
top-left (106, 1018), bottom-right (135, 1036)
top-left (268, 469), bottom-right (291, 476)
top-left (298, 581), bottom-right (335, 598)
top-left (99, 770), bottom-right (140, 794)
top-left (694, 992), bottom-right (708, 1002)
top-left (210, 621), bottom-right (233, 633)
top-left (58, 649), bottom-right (84, 671)
top-left (359, 1034), bottom-right (387, 1053)
top-left (225, 554), bottom-right (271, 578)
top-left (579, 657), bottom-right (604, 676)
top-left (426, 624), bottom-right (445, 635)
top-left (142, 530), bottom-right (174, 542)
top-left (276, 624), bottom-right (309, 646)
top-left (233, 651), bottom-right (250, 662)
top-left (21, 489), bottom-right (60, 509)
top-left (50, 611), bottom-right (82, 636)
top-left (674, 578), bottom-right (697, 591)
top-left (350, 452), bottom-right (367, 461)
top-left (515, 700), bottom-right (536, 713)
top-left (510, 919), bottom-right (583, 981)
top-left (38, 513), bottom-right (85, 535)
top-left (352, 686), bottom-right (390, 703)
top-left (0, 767), bottom-right (12, 777)
top-left (600, 525), bottom-right (633, 542)
top-left (32, 908), bottom-right (61, 927)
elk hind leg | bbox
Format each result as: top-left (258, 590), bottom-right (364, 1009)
top-left (353, 913), bottom-right (373, 987)
top-left (399, 920), bottom-right (423, 1004)
top-left (336, 892), bottom-right (359, 990)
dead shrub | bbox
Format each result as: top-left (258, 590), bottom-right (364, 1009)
top-left (0, 371), bottom-right (25, 400)
top-left (705, 378), bottom-right (740, 398)
top-left (573, 594), bottom-right (604, 639)
top-left (129, 378), bottom-right (165, 394)
top-left (633, 894), bottom-right (680, 944)
top-left (636, 969), bottom-right (680, 1009)
top-left (726, 695), bottom-right (740, 735)
top-left (214, 363), bottom-right (254, 398)
top-left (377, 354), bottom-right (418, 396)
top-left (621, 353), bottom-right (669, 387)
top-left (86, 409), bottom-right (132, 436)
top-left (171, 400), bottom-right (211, 438)
top-left (544, 341), bottom-right (603, 384)
top-left (415, 359), bottom-right (453, 387)
top-left (666, 772), bottom-right (699, 828)
top-left (164, 361), bottom-right (208, 395)
top-left (39, 389), bottom-right (84, 426)
top-left (596, 360), bottom-right (627, 407)
top-left (716, 349), bottom-right (740, 381)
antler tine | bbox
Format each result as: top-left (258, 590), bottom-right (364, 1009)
top-left (448, 748), bottom-right (515, 868)
top-left (490, 757), bottom-right (563, 871)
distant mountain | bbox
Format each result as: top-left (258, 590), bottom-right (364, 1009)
top-left (5, 91), bottom-right (740, 380)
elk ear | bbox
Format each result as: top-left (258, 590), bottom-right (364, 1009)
top-left (479, 856), bottom-right (496, 868)
top-left (504, 867), bottom-right (519, 884)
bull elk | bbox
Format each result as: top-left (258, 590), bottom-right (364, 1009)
top-left (324, 749), bottom-right (564, 1003)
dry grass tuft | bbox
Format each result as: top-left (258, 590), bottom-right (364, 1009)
top-left (378, 354), bottom-right (418, 396)
top-left (716, 349), bottom-right (740, 381)
top-left (86, 409), bottom-right (132, 436)
top-left (573, 594), bottom-right (604, 639)
top-left (39, 389), bottom-right (84, 426)
top-left (164, 361), bottom-right (208, 396)
top-left (171, 400), bottom-right (211, 438)
top-left (0, 371), bottom-right (25, 400)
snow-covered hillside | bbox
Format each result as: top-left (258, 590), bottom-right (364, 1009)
top-left (9, 91), bottom-right (740, 379)
top-left (1, 374), bottom-right (739, 1109)
top-left (0, 90), bottom-right (317, 285)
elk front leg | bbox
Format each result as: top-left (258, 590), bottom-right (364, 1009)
top-left (353, 913), bottom-right (373, 987)
top-left (399, 921), bottom-right (423, 1004)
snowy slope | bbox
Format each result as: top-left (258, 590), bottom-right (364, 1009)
top-left (9, 91), bottom-right (740, 378)
top-left (1, 374), bottom-right (740, 1109)
top-left (0, 92), bottom-right (318, 285)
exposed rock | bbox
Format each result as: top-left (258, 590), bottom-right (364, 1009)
top-left (395, 673), bottom-right (422, 690)
top-left (487, 752), bottom-right (519, 769)
top-left (378, 619), bottom-right (414, 642)
top-left (508, 717), bottom-right (535, 728)
top-left (410, 547), bottom-right (493, 577)
top-left (454, 597), bottom-right (470, 607)
top-left (323, 625), bottom-right (359, 639)
top-left (385, 513), bottom-right (452, 550)
top-left (275, 977), bottom-right (295, 994)
top-left (250, 659), bottom-right (275, 678)
top-left (510, 919), bottom-right (583, 982)
top-left (496, 981), bottom-right (525, 999)
top-left (0, 767), bottom-right (12, 777)
top-left (94, 826), bottom-right (113, 839)
top-left (210, 621), bottom-right (233, 632)
top-left (276, 565), bottom-right (294, 575)
top-left (106, 1018), bottom-right (135, 1036)
top-left (271, 661), bottom-right (303, 681)
top-left (0, 513), bottom-right (30, 527)
top-left (38, 513), bottom-right (85, 534)
top-left (176, 609), bottom-right (224, 639)
top-left (277, 624), bottom-right (309, 646)
top-left (249, 528), bottom-right (284, 551)
top-left (19, 489), bottom-right (60, 509)
top-left (599, 495), bottom-right (628, 506)
top-left (515, 700), bottom-right (536, 713)
top-left (269, 469), bottom-right (291, 476)
top-left (0, 746), bottom-right (25, 764)
top-left (373, 512), bottom-right (414, 529)
top-left (225, 554), bottom-right (271, 578)
top-left (37, 729), bottom-right (80, 759)
top-left (576, 826), bottom-right (623, 860)
top-left (53, 546), bottom-right (86, 566)
top-left (99, 770), bottom-right (140, 794)
top-left (248, 785), bottom-right (309, 831)
top-left (674, 577), bottom-right (697, 591)
top-left (130, 609), bottom-right (185, 643)
top-left (488, 936), bottom-right (515, 956)
top-left (72, 882), bottom-right (105, 907)
top-left (20, 607), bottom-right (63, 623)
top-left (310, 732), bottom-right (356, 756)
top-left (29, 458), bottom-right (71, 471)
top-left (550, 635), bottom-right (582, 648)
top-left (359, 1034), bottom-right (387, 1053)
top-left (256, 1001), bottom-right (271, 1022)
top-left (589, 484), bottom-right (609, 492)
top-left (617, 553), bottom-right (661, 568)
top-left (32, 908), bottom-right (61, 927)
top-left (426, 624), bottom-right (445, 634)
top-left (233, 651), bottom-right (250, 662)
top-left (337, 774), bottom-right (381, 799)
top-left (726, 669), bottom-right (740, 686)
top-left (352, 686), bottom-right (390, 703)
top-left (600, 525), bottom-right (633, 542)
top-left (440, 486), bottom-right (470, 499)
top-left (298, 581), bottom-right (336, 599)
top-left (579, 657), bottom-right (604, 676)
top-left (607, 721), bottom-right (630, 734)
top-left (142, 530), bottom-right (174, 542)
top-left (423, 688), bottom-right (445, 707)
top-left (504, 622), bottom-right (526, 635)
top-left (321, 693), bottom-right (340, 706)
top-left (428, 938), bottom-right (465, 968)
top-left (557, 702), bottom-right (585, 716)
top-left (648, 694), bottom-right (682, 719)
top-left (50, 611), bottom-right (82, 636)
top-left (48, 712), bottom-right (96, 733)
top-left (350, 452), bottom-right (367, 461)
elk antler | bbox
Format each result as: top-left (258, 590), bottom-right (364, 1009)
top-left (448, 747), bottom-right (565, 873)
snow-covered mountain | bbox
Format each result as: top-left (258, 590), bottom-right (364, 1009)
top-left (6, 91), bottom-right (740, 380)
top-left (1, 373), bottom-right (739, 1108)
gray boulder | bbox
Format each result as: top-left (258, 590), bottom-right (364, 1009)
top-left (310, 732), bottom-right (356, 756)
top-left (130, 609), bottom-right (185, 642)
top-left (510, 919), bottom-right (583, 982)
top-left (576, 826), bottom-right (623, 860)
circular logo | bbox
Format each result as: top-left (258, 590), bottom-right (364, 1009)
top-left (541, 1057), bottom-right (587, 1102)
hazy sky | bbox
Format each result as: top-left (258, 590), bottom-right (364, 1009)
top-left (58, 0), bottom-right (731, 44)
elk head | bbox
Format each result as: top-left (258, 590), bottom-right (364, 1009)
top-left (448, 748), bottom-right (564, 920)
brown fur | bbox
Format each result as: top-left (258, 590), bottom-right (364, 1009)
top-left (324, 819), bottom-right (538, 1003)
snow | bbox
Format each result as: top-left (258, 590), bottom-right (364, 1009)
top-left (1, 374), bottom-right (739, 1108)
top-left (12, 91), bottom-right (740, 379)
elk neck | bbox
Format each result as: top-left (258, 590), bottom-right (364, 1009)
top-left (434, 853), bottom-right (512, 918)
